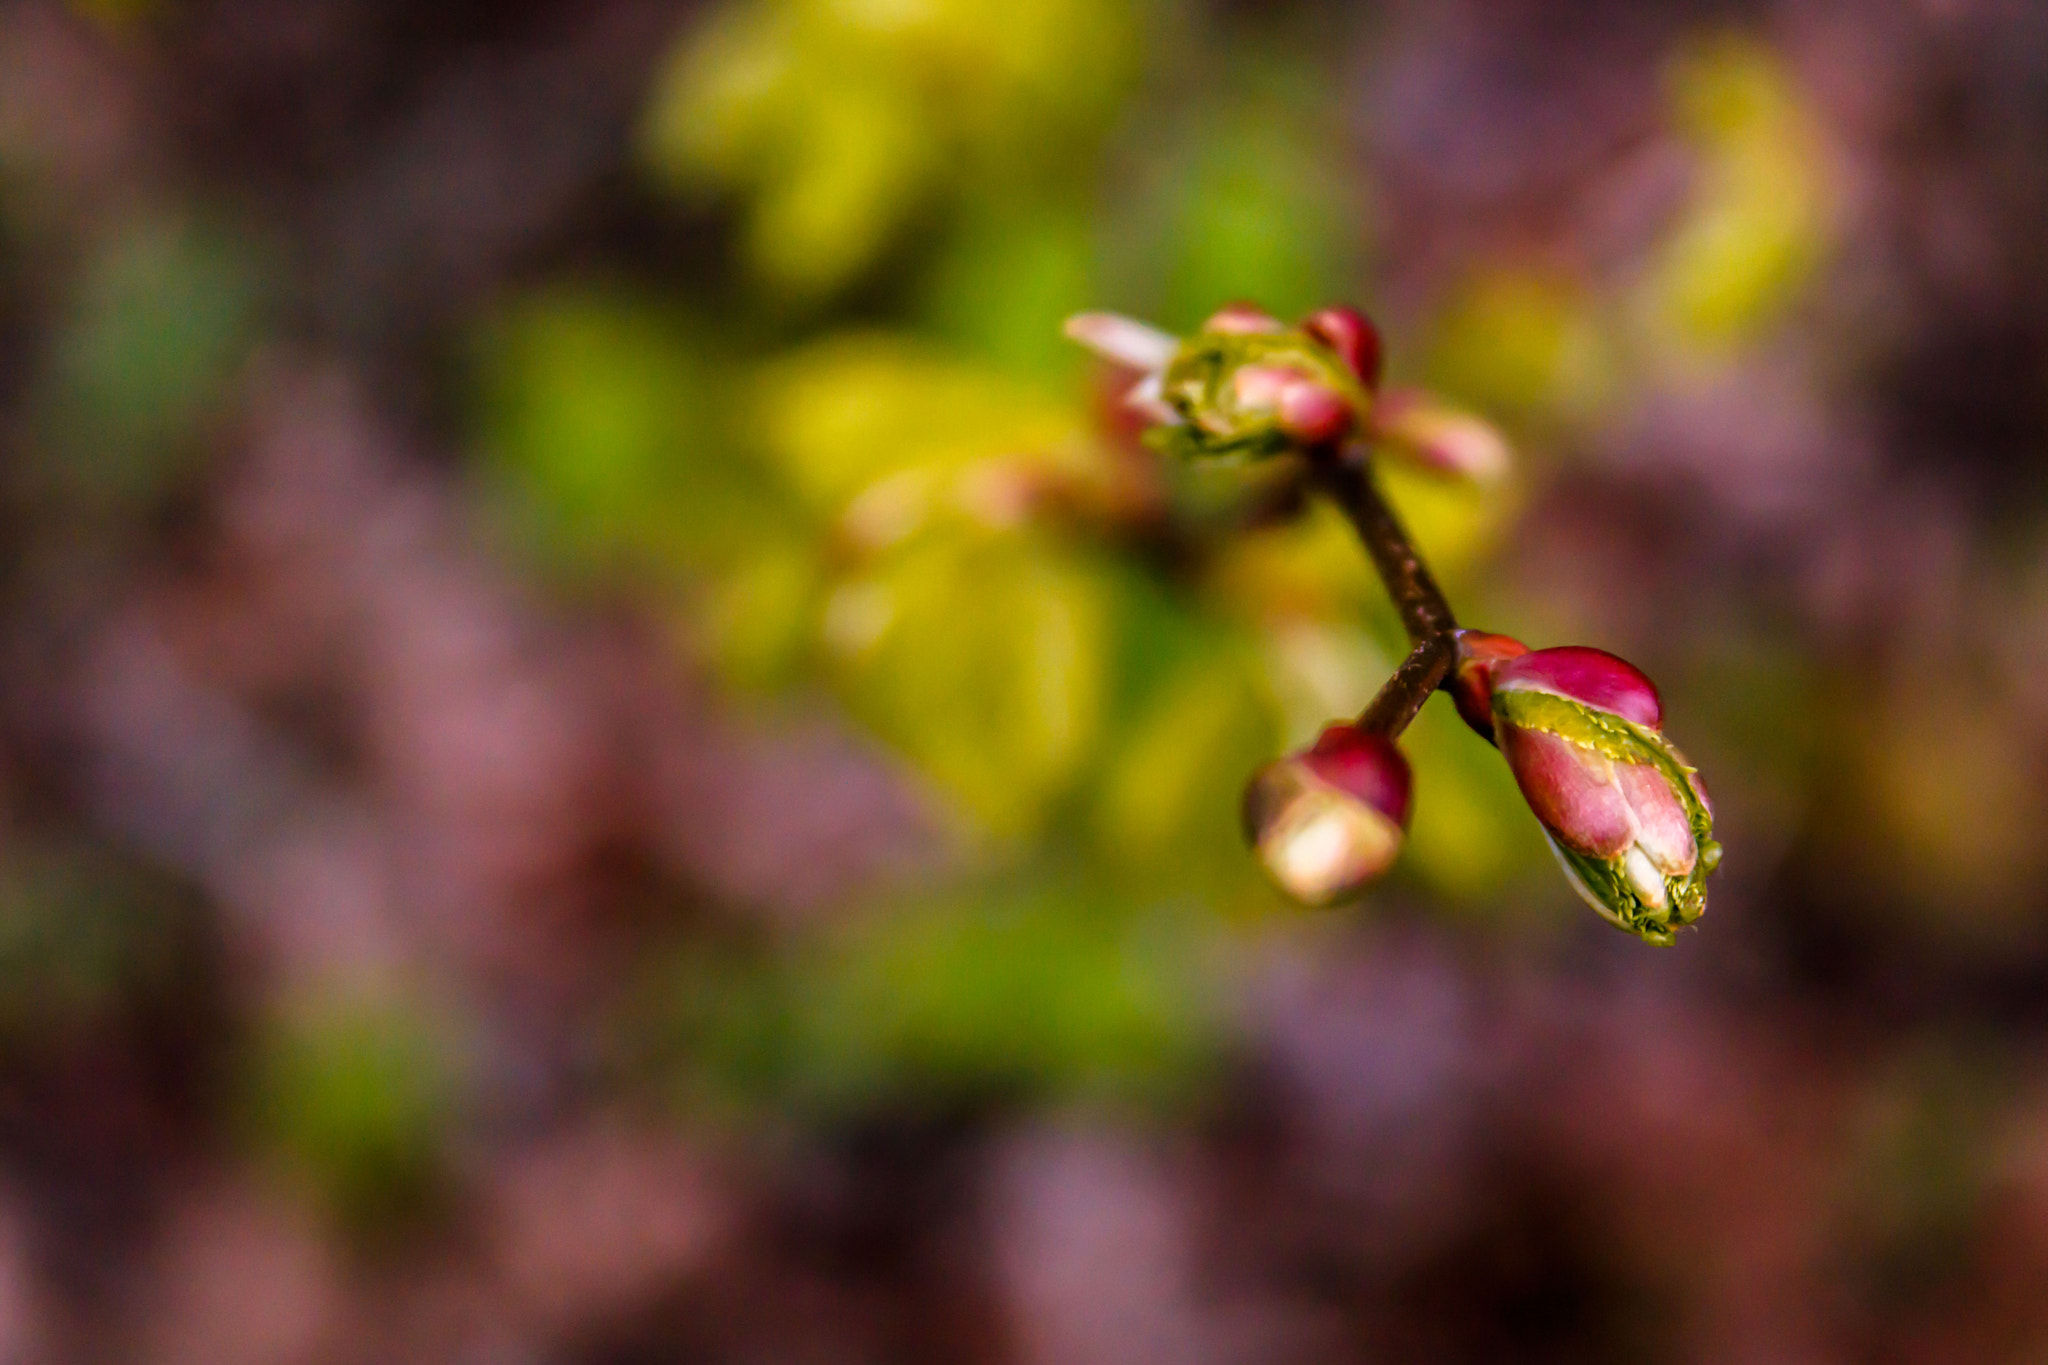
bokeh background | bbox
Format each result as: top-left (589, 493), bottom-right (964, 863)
top-left (1, 0), bottom-right (2047, 1359)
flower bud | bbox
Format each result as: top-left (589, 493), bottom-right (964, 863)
top-left (1448, 629), bottom-right (1529, 740)
top-left (1243, 723), bottom-right (1412, 905)
top-left (1065, 305), bottom-right (1374, 460)
top-left (1369, 390), bottom-right (1511, 484)
top-left (1484, 647), bottom-right (1721, 945)
top-left (1203, 302), bottom-right (1286, 335)
top-left (1301, 306), bottom-right (1384, 391)
top-left (1155, 327), bottom-right (1370, 460)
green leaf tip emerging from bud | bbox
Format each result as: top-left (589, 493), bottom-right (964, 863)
top-left (1243, 725), bottom-right (1411, 906)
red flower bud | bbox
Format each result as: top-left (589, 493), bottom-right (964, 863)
top-left (1243, 724), bottom-right (1412, 905)
top-left (1276, 378), bottom-right (1355, 444)
top-left (1301, 306), bottom-right (1384, 391)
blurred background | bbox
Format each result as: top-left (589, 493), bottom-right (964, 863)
top-left (1, 0), bottom-right (2047, 1359)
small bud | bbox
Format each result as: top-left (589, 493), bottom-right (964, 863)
top-left (1369, 390), bottom-right (1511, 483)
top-left (1203, 302), bottom-right (1286, 335)
top-left (1155, 328), bottom-right (1370, 461)
top-left (1301, 306), bottom-right (1384, 391)
top-left (1243, 724), bottom-right (1412, 905)
top-left (1483, 647), bottom-right (1720, 945)
top-left (1064, 303), bottom-right (1377, 460)
top-left (1276, 379), bottom-right (1355, 444)
top-left (1447, 629), bottom-right (1530, 739)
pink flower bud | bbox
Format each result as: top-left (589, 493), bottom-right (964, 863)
top-left (1369, 390), bottom-right (1511, 483)
top-left (1301, 306), bottom-right (1384, 391)
top-left (1483, 647), bottom-right (1720, 945)
top-left (1063, 304), bottom-right (1369, 459)
top-left (1243, 724), bottom-right (1412, 905)
top-left (1276, 379), bottom-right (1355, 444)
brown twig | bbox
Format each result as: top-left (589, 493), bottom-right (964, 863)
top-left (1304, 441), bottom-right (1459, 738)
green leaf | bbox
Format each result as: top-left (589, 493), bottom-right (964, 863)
top-left (827, 534), bottom-right (1110, 840)
top-left (247, 996), bottom-right (454, 1238)
top-left (39, 214), bottom-right (263, 504)
top-left (474, 288), bottom-right (779, 580)
top-left (668, 885), bottom-right (1220, 1116)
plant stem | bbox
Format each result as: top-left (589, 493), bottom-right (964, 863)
top-left (1356, 634), bottom-right (1453, 737)
top-left (1306, 442), bottom-right (1459, 738)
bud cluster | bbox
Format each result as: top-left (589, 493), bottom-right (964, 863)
top-left (1065, 303), bottom-right (1505, 482)
top-left (1066, 300), bottom-right (1721, 945)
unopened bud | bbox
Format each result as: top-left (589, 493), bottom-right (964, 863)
top-left (1370, 390), bottom-right (1511, 483)
top-left (1482, 647), bottom-right (1719, 945)
top-left (1301, 306), bottom-right (1384, 391)
top-left (1065, 303), bottom-right (1381, 459)
top-left (1203, 302), bottom-right (1286, 335)
top-left (1155, 325), bottom-right (1370, 460)
top-left (1243, 724), bottom-right (1412, 905)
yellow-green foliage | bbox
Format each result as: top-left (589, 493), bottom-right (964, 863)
top-left (657, 884), bottom-right (1221, 1117)
top-left (246, 996), bottom-right (454, 1240)
top-left (1647, 34), bottom-right (1831, 351)
top-left (643, 0), bottom-right (1136, 296)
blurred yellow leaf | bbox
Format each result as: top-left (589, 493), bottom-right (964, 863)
top-left (1092, 653), bottom-right (1279, 879)
top-left (827, 534), bottom-right (1110, 840)
top-left (1205, 500), bottom-right (1380, 625)
top-left (1424, 271), bottom-right (1611, 420)
top-left (1645, 35), bottom-right (1831, 351)
top-left (642, 0), bottom-right (1134, 296)
top-left (750, 332), bottom-right (1097, 522)
top-left (697, 535), bottom-right (825, 690)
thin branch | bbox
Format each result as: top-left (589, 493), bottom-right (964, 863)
top-left (1305, 441), bottom-right (1459, 739)
top-left (1356, 634), bottom-right (1454, 737)
top-left (1306, 443), bottom-right (1457, 642)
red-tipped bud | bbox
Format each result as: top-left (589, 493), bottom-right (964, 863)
top-left (1203, 302), bottom-right (1286, 335)
top-left (1301, 306), bottom-right (1384, 391)
top-left (1485, 647), bottom-right (1719, 945)
top-left (1369, 390), bottom-right (1511, 483)
top-left (1243, 724), bottom-right (1412, 905)
top-left (1447, 630), bottom-right (1530, 740)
